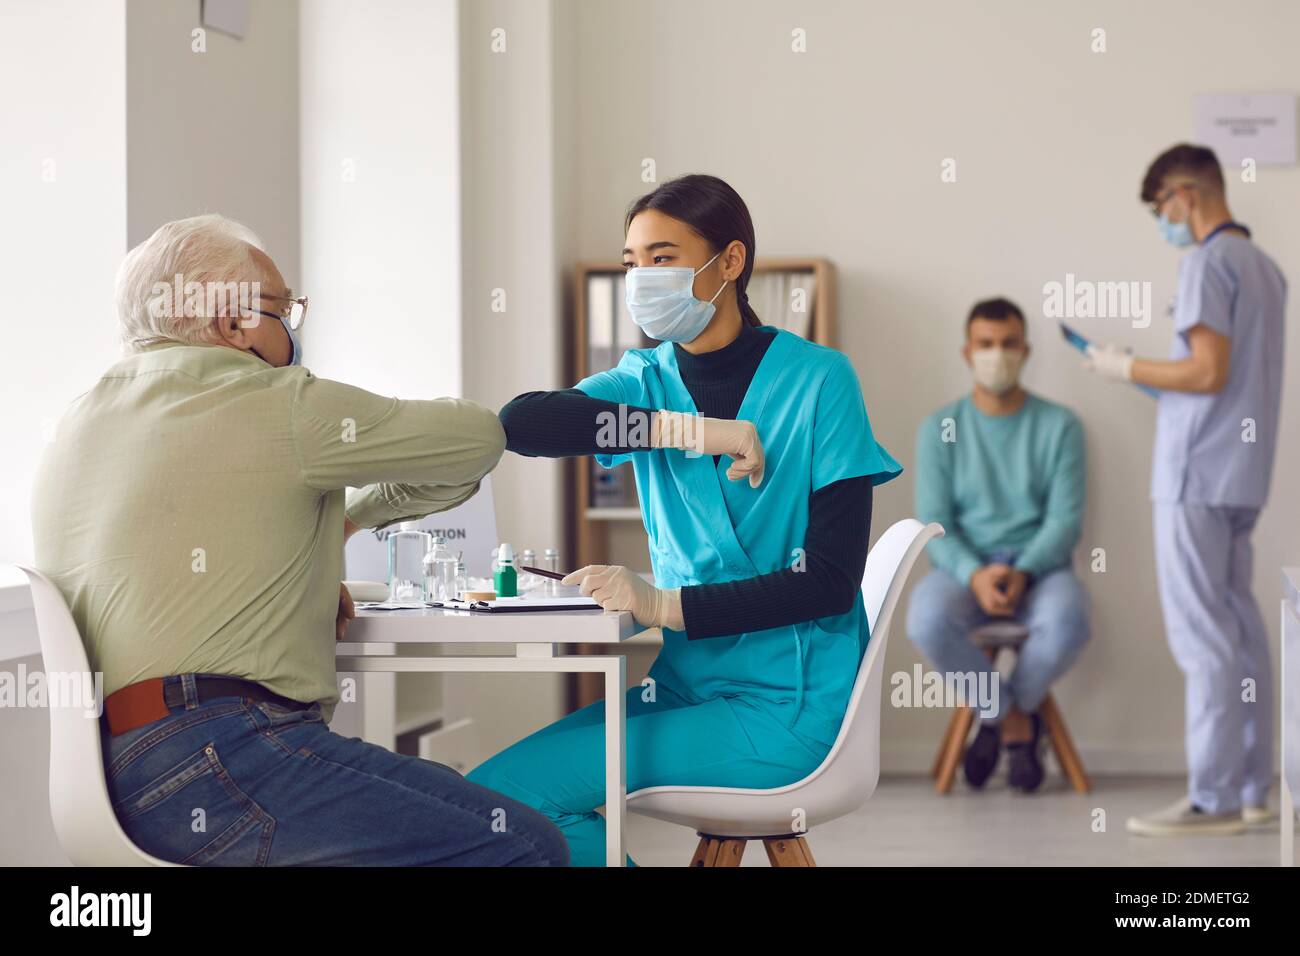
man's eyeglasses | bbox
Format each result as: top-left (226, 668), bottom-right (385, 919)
top-left (1150, 181), bottom-right (1196, 218)
top-left (243, 293), bottom-right (308, 330)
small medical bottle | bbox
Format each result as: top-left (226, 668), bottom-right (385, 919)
top-left (422, 535), bottom-right (457, 602)
top-left (543, 548), bottom-right (561, 596)
top-left (519, 548), bottom-right (536, 592)
top-left (494, 542), bottom-right (518, 598)
top-left (453, 555), bottom-right (468, 600)
top-left (387, 521), bottom-right (432, 603)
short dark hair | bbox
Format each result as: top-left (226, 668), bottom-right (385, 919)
top-left (1140, 143), bottom-right (1224, 204)
top-left (966, 297), bottom-right (1026, 335)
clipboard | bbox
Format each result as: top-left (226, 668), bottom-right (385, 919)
top-left (434, 596), bottom-right (604, 613)
top-left (1059, 322), bottom-right (1159, 398)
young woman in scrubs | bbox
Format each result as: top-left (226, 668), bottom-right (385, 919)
top-left (466, 174), bottom-right (901, 865)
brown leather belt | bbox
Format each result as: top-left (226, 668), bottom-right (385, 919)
top-left (103, 675), bottom-right (313, 736)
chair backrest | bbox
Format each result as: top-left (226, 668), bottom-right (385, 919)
top-left (801, 519), bottom-right (943, 804)
top-left (16, 565), bottom-right (178, 866)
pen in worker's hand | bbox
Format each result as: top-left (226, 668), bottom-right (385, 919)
top-left (522, 564), bottom-right (569, 580)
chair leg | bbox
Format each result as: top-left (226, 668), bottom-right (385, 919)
top-left (935, 707), bottom-right (974, 794)
top-left (691, 835), bottom-right (748, 866)
top-left (763, 836), bottom-right (816, 867)
top-left (1039, 694), bottom-right (1091, 793)
top-left (931, 710), bottom-right (960, 778)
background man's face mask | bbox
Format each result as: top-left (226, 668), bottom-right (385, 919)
top-left (970, 347), bottom-right (1024, 395)
top-left (625, 251), bottom-right (728, 342)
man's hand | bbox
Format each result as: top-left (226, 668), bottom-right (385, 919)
top-left (970, 564), bottom-right (1015, 617)
top-left (1001, 569), bottom-right (1029, 612)
top-left (561, 564), bottom-right (685, 631)
top-left (336, 582), bottom-right (356, 640)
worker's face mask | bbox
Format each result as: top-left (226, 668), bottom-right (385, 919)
top-left (970, 347), bottom-right (1024, 395)
top-left (625, 251), bottom-right (728, 343)
top-left (1156, 190), bottom-right (1196, 248)
top-left (1157, 211), bottom-right (1195, 248)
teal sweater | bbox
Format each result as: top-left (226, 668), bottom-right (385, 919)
top-left (914, 393), bottom-right (1085, 585)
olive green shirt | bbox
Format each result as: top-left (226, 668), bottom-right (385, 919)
top-left (31, 342), bottom-right (505, 722)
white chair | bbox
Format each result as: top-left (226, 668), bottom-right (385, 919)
top-left (626, 519), bottom-right (944, 866)
top-left (16, 565), bottom-right (180, 866)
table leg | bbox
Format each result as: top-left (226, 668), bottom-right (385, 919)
top-left (335, 651), bottom-right (631, 867)
top-left (604, 655), bottom-right (627, 867)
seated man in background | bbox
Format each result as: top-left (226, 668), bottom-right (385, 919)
top-left (31, 214), bottom-right (567, 866)
top-left (906, 297), bottom-right (1090, 793)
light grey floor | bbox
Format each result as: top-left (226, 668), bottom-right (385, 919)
top-left (626, 775), bottom-right (1284, 867)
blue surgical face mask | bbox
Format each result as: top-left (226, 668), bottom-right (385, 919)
top-left (625, 251), bottom-right (727, 342)
top-left (280, 314), bottom-right (303, 367)
top-left (1157, 211), bottom-right (1195, 248)
top-left (248, 312), bottom-right (302, 367)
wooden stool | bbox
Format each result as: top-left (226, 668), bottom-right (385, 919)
top-left (690, 832), bottom-right (817, 867)
top-left (931, 622), bottom-right (1090, 794)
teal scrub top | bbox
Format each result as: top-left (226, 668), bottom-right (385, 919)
top-left (575, 328), bottom-right (902, 748)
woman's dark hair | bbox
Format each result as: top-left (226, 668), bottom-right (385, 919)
top-left (625, 174), bottom-right (761, 328)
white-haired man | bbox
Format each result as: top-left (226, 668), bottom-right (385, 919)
top-left (31, 214), bottom-right (568, 866)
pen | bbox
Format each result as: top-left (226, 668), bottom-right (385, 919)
top-left (521, 565), bottom-right (570, 581)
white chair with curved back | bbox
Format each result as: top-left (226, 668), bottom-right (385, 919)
top-left (17, 565), bottom-right (180, 867)
top-left (626, 518), bottom-right (944, 867)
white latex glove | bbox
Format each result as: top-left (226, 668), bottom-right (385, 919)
top-left (651, 410), bottom-right (765, 487)
top-left (561, 565), bottom-right (685, 631)
top-left (1083, 342), bottom-right (1134, 382)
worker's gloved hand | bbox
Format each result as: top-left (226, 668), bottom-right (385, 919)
top-left (651, 411), bottom-right (765, 487)
top-left (1083, 342), bottom-right (1134, 382)
top-left (561, 565), bottom-right (685, 631)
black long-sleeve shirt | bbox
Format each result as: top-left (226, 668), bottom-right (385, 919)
top-left (498, 323), bottom-right (873, 639)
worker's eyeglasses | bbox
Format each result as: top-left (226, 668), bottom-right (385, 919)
top-left (1150, 182), bottom-right (1195, 218)
top-left (243, 293), bottom-right (308, 330)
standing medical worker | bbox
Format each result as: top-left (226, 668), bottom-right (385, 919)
top-left (1083, 144), bottom-right (1286, 836)
top-left (467, 174), bottom-right (901, 865)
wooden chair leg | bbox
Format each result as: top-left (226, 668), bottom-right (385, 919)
top-left (1039, 694), bottom-right (1090, 793)
top-left (690, 835), bottom-right (718, 866)
top-left (935, 707), bottom-right (974, 794)
top-left (691, 835), bottom-right (748, 866)
top-left (931, 710), bottom-right (960, 778)
top-left (763, 836), bottom-right (816, 867)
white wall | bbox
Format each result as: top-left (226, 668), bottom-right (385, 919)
top-left (127, 0), bottom-right (300, 280)
top-left (559, 0), bottom-right (1300, 770)
top-left (0, 0), bottom-right (128, 564)
top-left (299, 0), bottom-right (461, 397)
top-left (0, 0), bottom-right (127, 865)
top-left (459, 0), bottom-right (570, 578)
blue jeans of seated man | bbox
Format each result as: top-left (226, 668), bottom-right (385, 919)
top-left (905, 565), bottom-right (1091, 722)
top-left (101, 673), bottom-right (569, 866)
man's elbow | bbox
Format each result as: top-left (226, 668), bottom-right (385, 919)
top-left (472, 407), bottom-right (507, 476)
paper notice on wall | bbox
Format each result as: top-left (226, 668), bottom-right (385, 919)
top-left (1194, 93), bottom-right (1296, 165)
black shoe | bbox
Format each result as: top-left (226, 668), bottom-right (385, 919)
top-left (963, 724), bottom-right (1001, 789)
top-left (1007, 713), bottom-right (1045, 793)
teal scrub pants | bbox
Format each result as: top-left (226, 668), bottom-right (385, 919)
top-left (465, 682), bottom-right (830, 866)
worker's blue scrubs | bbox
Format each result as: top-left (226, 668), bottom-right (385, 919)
top-left (467, 329), bottom-right (901, 865)
top-left (1151, 227), bottom-right (1286, 813)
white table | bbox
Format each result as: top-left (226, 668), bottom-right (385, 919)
top-left (335, 605), bottom-right (644, 867)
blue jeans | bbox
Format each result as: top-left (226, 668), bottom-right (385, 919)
top-left (101, 673), bottom-right (569, 866)
top-left (905, 566), bottom-right (1091, 721)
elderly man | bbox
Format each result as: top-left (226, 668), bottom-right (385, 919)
top-left (31, 214), bottom-right (567, 866)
